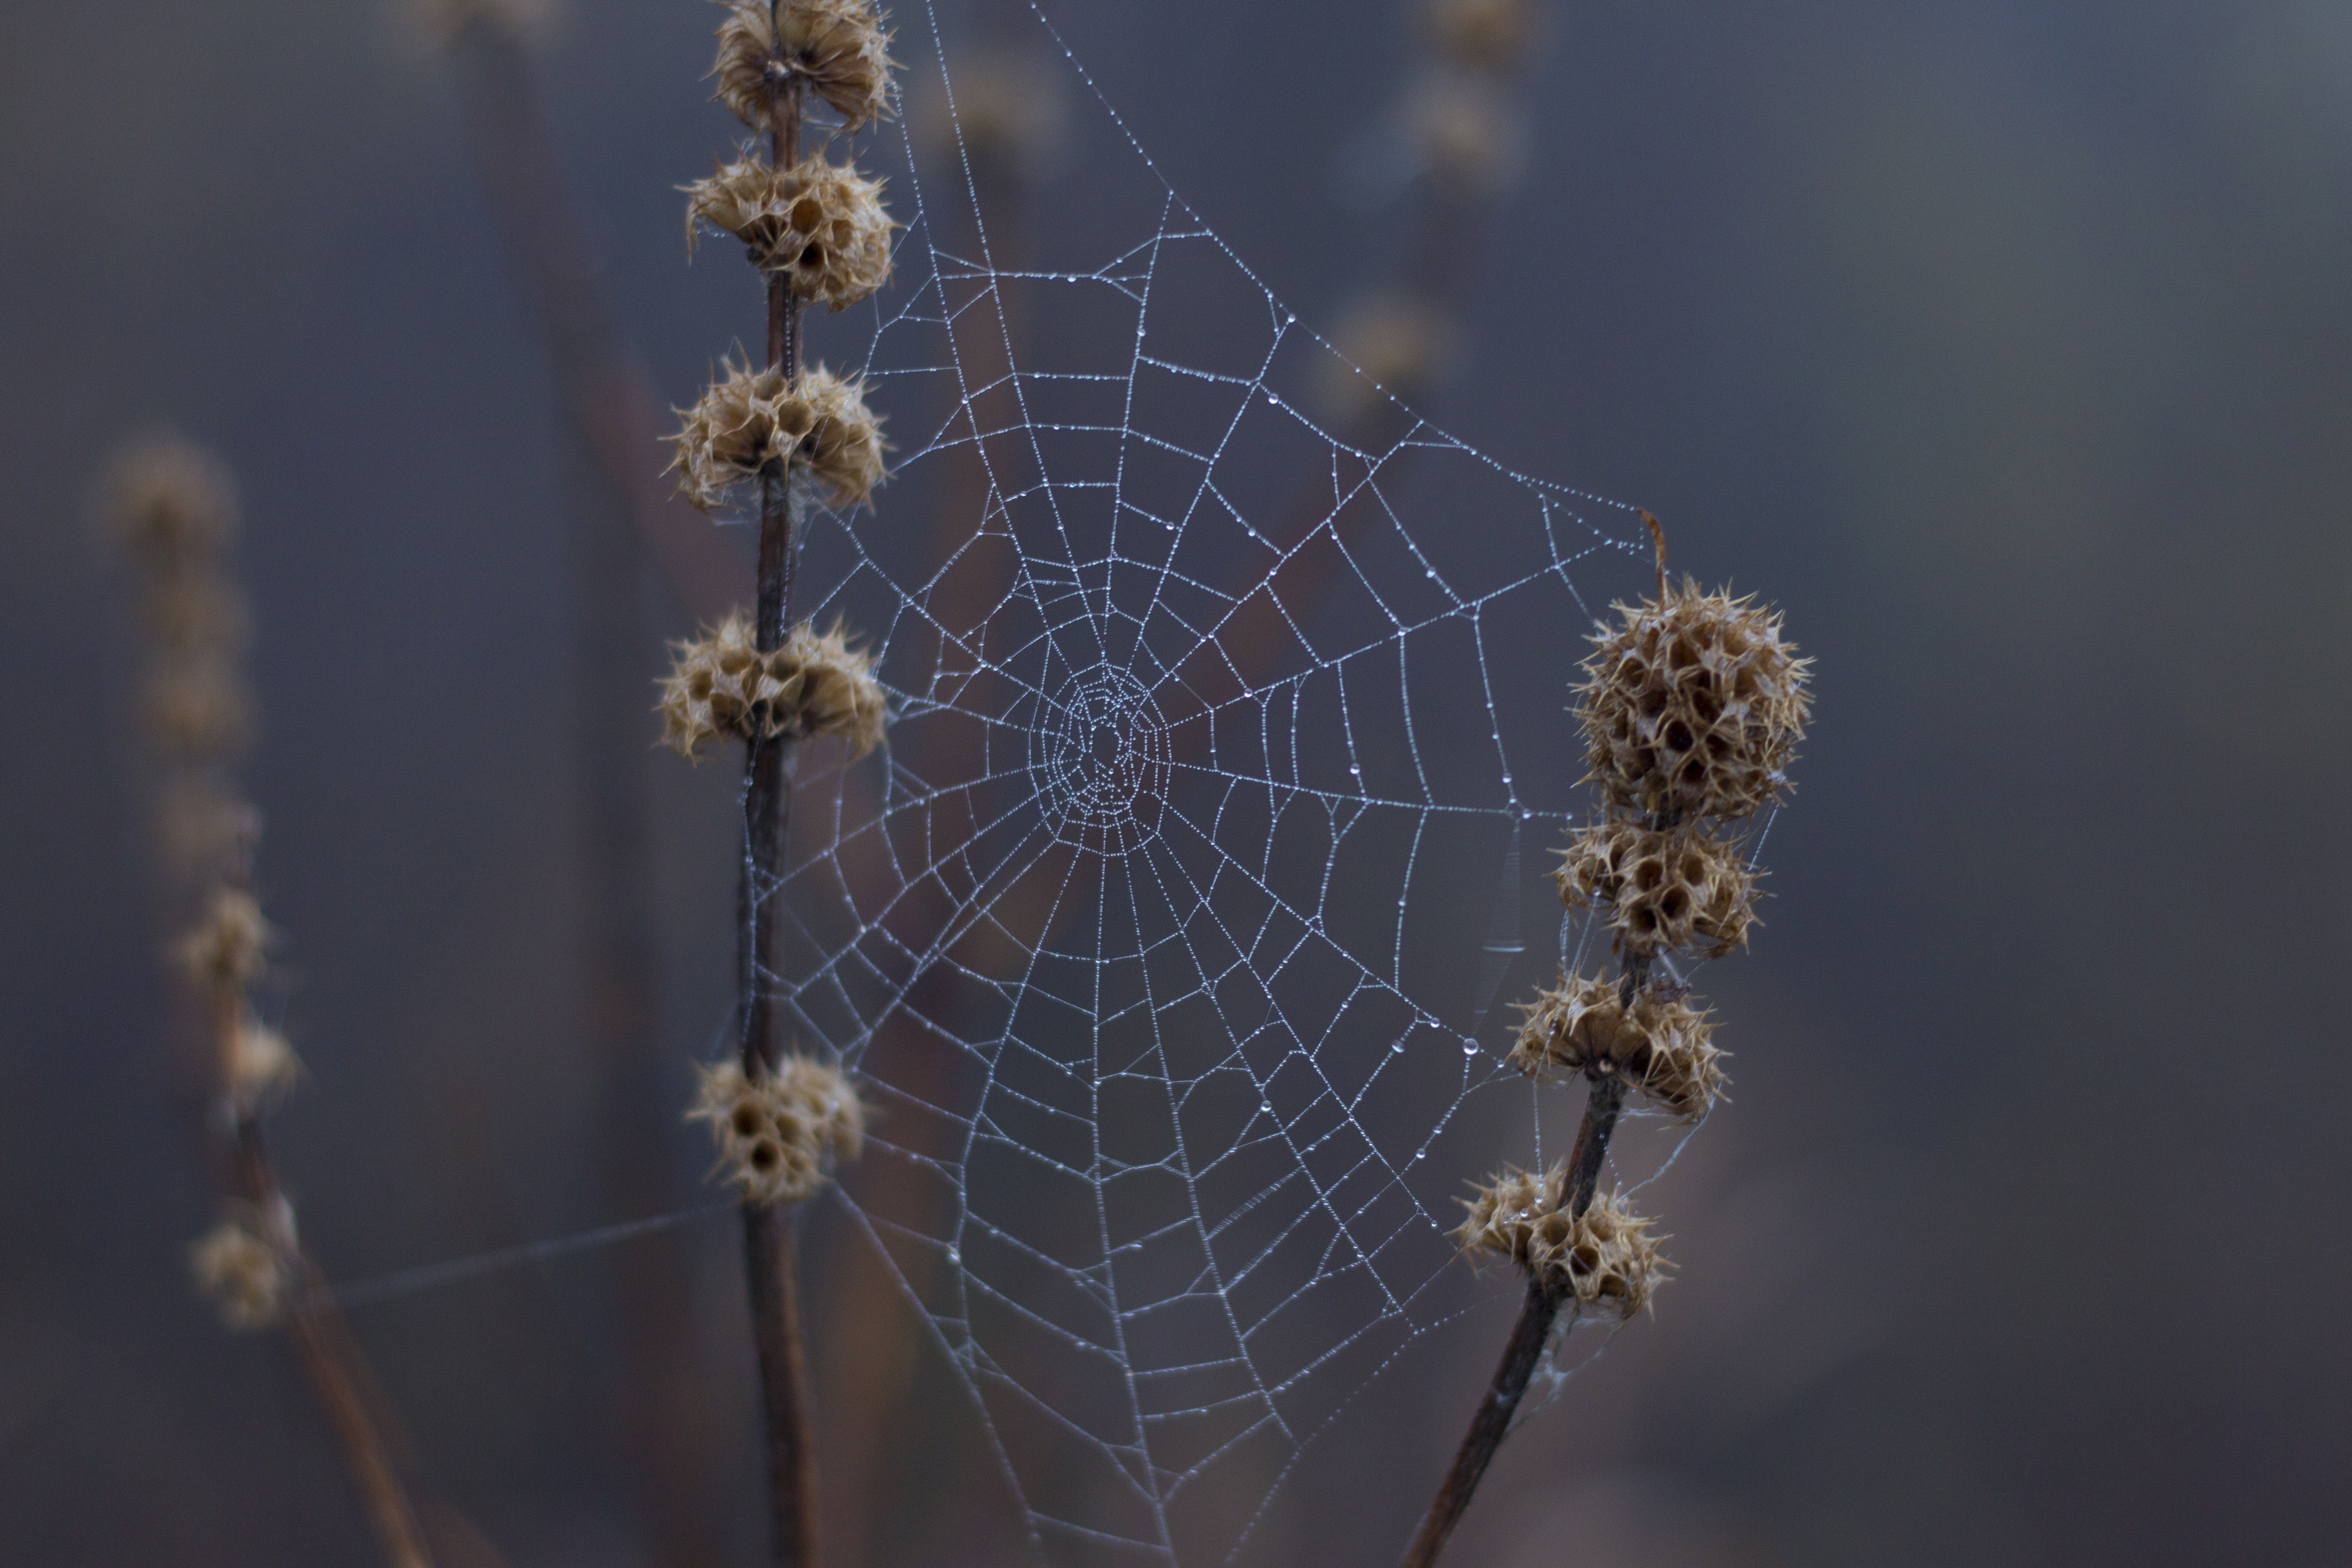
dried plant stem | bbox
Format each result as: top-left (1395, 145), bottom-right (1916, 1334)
top-left (447, 13), bottom-right (740, 625)
top-left (1398, 955), bottom-right (1647, 1568)
top-left (207, 906), bottom-right (436, 1568)
top-left (737, 71), bottom-right (820, 1568)
top-left (444, 20), bottom-right (733, 1557)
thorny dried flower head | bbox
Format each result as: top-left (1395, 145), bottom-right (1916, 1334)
top-left (1510, 971), bottom-right (1725, 1122)
top-left (686, 154), bottom-right (894, 309)
top-left (1557, 818), bottom-right (1756, 958)
top-left (176, 887), bottom-right (272, 990)
top-left (690, 1057), bottom-right (865, 1206)
top-left (101, 433), bottom-right (238, 566)
top-left (143, 658), bottom-right (256, 762)
top-left (190, 1215), bottom-right (292, 1330)
top-left (658, 612), bottom-right (886, 760)
top-left (1579, 578), bottom-right (1811, 822)
top-left (1405, 71), bottom-right (1526, 190)
top-left (228, 1022), bottom-right (301, 1107)
top-left (715, 0), bottom-right (895, 134)
top-left (1423, 0), bottom-right (1545, 73)
top-left (1457, 1169), bottom-right (1668, 1316)
top-left (1319, 292), bottom-right (1453, 421)
top-left (670, 359), bottom-right (887, 514)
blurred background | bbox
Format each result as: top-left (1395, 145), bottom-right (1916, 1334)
top-left (3, 1), bottom-right (2348, 1565)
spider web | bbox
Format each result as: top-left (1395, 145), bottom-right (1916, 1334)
top-left (750, 6), bottom-right (1667, 1562)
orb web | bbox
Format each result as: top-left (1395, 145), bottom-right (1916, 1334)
top-left (750, 5), bottom-right (1670, 1562)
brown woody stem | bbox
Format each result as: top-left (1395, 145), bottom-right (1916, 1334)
top-left (210, 853), bottom-right (436, 1568)
top-left (1401, 933), bottom-right (1655, 1568)
top-left (739, 56), bottom-right (818, 1568)
top-left (1399, 1073), bottom-right (1626, 1568)
top-left (446, 13), bottom-right (740, 626)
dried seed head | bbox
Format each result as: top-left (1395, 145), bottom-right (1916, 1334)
top-left (1510, 972), bottom-right (1726, 1122)
top-left (689, 1056), bottom-right (865, 1206)
top-left (657, 612), bottom-right (887, 760)
top-left (715, 0), bottom-right (895, 134)
top-left (1319, 292), bottom-right (1454, 421)
top-left (1556, 819), bottom-right (1756, 958)
top-left (228, 1022), bottom-right (301, 1107)
top-left (190, 1216), bottom-right (292, 1330)
top-left (143, 658), bottom-right (256, 761)
top-left (1423, 0), bottom-right (1544, 73)
top-left (1456, 1167), bottom-right (1668, 1316)
top-left (176, 887), bottom-right (272, 990)
top-left (1405, 71), bottom-right (1526, 190)
top-left (156, 775), bottom-right (256, 880)
top-left (1579, 578), bottom-right (1811, 822)
top-left (101, 433), bottom-right (238, 567)
top-left (686, 154), bottom-right (894, 310)
top-left (670, 360), bottom-right (887, 514)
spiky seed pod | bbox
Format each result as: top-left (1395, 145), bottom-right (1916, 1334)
top-left (1456, 1167), bottom-right (1669, 1316)
top-left (101, 434), bottom-right (238, 568)
top-left (1319, 292), bottom-right (1453, 420)
top-left (190, 1216), bottom-right (292, 1330)
top-left (1423, 0), bottom-right (1544, 73)
top-left (1557, 818), bottom-right (1757, 958)
top-left (685, 154), bottom-right (894, 310)
top-left (176, 888), bottom-right (272, 990)
top-left (1579, 578), bottom-right (1811, 822)
top-left (690, 1057), bottom-right (865, 1206)
top-left (1510, 972), bottom-right (1726, 1122)
top-left (228, 1022), bottom-right (301, 1107)
top-left (1405, 72), bottom-right (1526, 190)
top-left (657, 612), bottom-right (887, 761)
top-left (715, 0), bottom-right (894, 134)
top-left (670, 360), bottom-right (887, 514)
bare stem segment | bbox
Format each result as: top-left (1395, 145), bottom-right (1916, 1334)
top-left (445, 12), bottom-right (740, 624)
top-left (212, 871), bottom-right (436, 1568)
top-left (1398, 1042), bottom-right (1634, 1568)
top-left (738, 69), bottom-right (817, 1568)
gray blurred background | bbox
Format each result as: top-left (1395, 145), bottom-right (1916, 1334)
top-left (3, 1), bottom-right (2347, 1565)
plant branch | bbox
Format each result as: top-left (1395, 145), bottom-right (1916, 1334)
top-left (1399, 957), bottom-right (1645, 1568)
top-left (738, 61), bottom-right (818, 1568)
top-left (208, 858), bottom-right (437, 1568)
top-left (446, 15), bottom-right (742, 626)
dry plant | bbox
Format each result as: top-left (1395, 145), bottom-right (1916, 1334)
top-left (659, 4), bottom-right (899, 1562)
top-left (101, 434), bottom-right (444, 1568)
top-left (1400, 519), bottom-right (1814, 1567)
top-left (416, 4), bottom-right (751, 1554)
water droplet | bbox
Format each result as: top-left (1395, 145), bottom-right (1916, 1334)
top-left (1390, 1041), bottom-right (1405, 1054)
top-left (1462, 1041), bottom-right (1479, 1057)
top-left (946, 1246), bottom-right (961, 1267)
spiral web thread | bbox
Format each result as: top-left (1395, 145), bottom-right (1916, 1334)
top-left (736, 5), bottom-right (1668, 1562)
